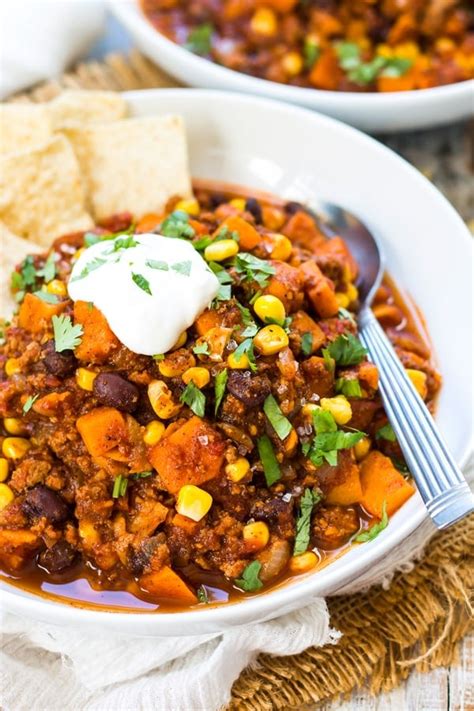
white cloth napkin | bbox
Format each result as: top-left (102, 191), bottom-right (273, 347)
top-left (2, 457), bottom-right (471, 711)
top-left (0, 1), bottom-right (105, 99)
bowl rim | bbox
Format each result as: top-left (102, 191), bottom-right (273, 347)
top-left (1, 87), bottom-right (472, 632)
top-left (112, 0), bottom-right (474, 107)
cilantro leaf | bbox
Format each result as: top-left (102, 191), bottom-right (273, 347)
top-left (232, 338), bottom-right (257, 372)
top-left (335, 377), bottom-right (363, 398)
top-left (132, 471), bottom-right (153, 480)
top-left (293, 488), bottom-right (322, 556)
top-left (355, 501), bottom-right (389, 542)
top-left (303, 37), bottom-right (320, 69)
top-left (336, 42), bottom-right (361, 70)
top-left (185, 22), bottom-right (213, 56)
top-left (381, 57), bottom-right (413, 78)
top-left (326, 334), bottom-right (367, 366)
top-left (304, 408), bottom-right (365, 467)
top-left (84, 232), bottom-right (102, 247)
top-left (70, 256), bottom-right (106, 282)
top-left (263, 394), bottom-right (292, 440)
top-left (257, 435), bottom-right (281, 486)
top-left (172, 260), bottom-right (192, 276)
top-left (214, 368), bottom-right (228, 415)
top-left (301, 332), bottom-right (313, 356)
top-left (197, 585), bottom-right (209, 603)
top-left (234, 252), bottom-right (275, 288)
top-left (22, 394), bottom-right (38, 414)
top-left (180, 381), bottom-right (206, 417)
top-left (132, 272), bottom-right (152, 295)
top-left (32, 291), bottom-right (59, 304)
top-left (234, 560), bottom-right (263, 592)
top-left (37, 252), bottom-right (56, 283)
top-left (208, 261), bottom-right (233, 303)
top-left (110, 235), bottom-right (137, 251)
top-left (338, 307), bottom-right (356, 325)
top-left (160, 210), bottom-right (195, 239)
top-left (376, 423), bottom-right (397, 442)
top-left (146, 259), bottom-right (169, 271)
top-left (52, 314), bottom-right (83, 353)
top-left (193, 341), bottom-right (210, 356)
top-left (322, 348), bottom-right (335, 373)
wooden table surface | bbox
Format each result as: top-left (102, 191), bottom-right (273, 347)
top-left (93, 14), bottom-right (473, 709)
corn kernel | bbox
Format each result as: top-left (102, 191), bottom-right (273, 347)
top-left (243, 521), bottom-right (270, 551)
top-left (253, 295), bottom-right (286, 326)
top-left (320, 395), bottom-right (352, 425)
top-left (229, 198), bottom-right (246, 211)
top-left (76, 368), bottom-right (97, 391)
top-left (227, 351), bottom-right (250, 369)
top-left (250, 7), bottom-right (278, 36)
top-left (289, 551), bottom-right (318, 573)
top-left (174, 198), bottom-right (200, 216)
top-left (143, 420), bottom-right (166, 446)
top-left (159, 353), bottom-right (196, 378)
top-left (335, 292), bottom-right (350, 309)
top-left (406, 368), bottom-right (428, 399)
top-left (182, 367), bottom-right (210, 388)
top-left (253, 324), bottom-right (289, 355)
top-left (0, 458), bottom-right (9, 482)
top-left (2, 437), bottom-right (30, 460)
top-left (46, 279), bottom-right (67, 297)
top-left (171, 331), bottom-right (188, 351)
top-left (394, 41), bottom-right (419, 60)
top-left (354, 436), bottom-right (372, 461)
top-left (148, 380), bottom-right (182, 419)
top-left (72, 247), bottom-right (85, 262)
top-left (302, 403), bottom-right (319, 417)
top-left (5, 358), bottom-right (21, 376)
top-left (377, 44), bottom-right (393, 58)
top-left (268, 233), bottom-right (292, 261)
top-left (435, 37), bottom-right (455, 55)
top-left (204, 239), bottom-right (239, 262)
top-left (282, 51), bottom-right (303, 76)
top-left (226, 457), bottom-right (251, 482)
top-left (176, 484), bottom-right (213, 522)
top-left (346, 283), bottom-right (359, 303)
top-left (0, 483), bottom-right (14, 511)
top-left (3, 418), bottom-right (27, 436)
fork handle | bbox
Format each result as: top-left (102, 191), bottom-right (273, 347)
top-left (358, 307), bottom-right (474, 530)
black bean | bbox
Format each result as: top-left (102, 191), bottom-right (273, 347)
top-left (285, 201), bottom-right (305, 215)
top-left (93, 372), bottom-right (139, 413)
top-left (23, 485), bottom-right (69, 524)
top-left (38, 539), bottom-right (77, 573)
top-left (227, 371), bottom-right (271, 409)
top-left (245, 197), bottom-right (262, 224)
top-left (42, 339), bottom-right (77, 378)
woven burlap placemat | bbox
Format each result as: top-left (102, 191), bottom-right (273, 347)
top-left (9, 50), bottom-right (473, 710)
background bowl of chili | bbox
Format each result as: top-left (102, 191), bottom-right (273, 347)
top-left (111, 1), bottom-right (474, 133)
top-left (1, 89), bottom-right (472, 635)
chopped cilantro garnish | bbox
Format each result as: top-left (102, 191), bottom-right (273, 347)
top-left (32, 291), bottom-right (59, 304)
top-left (338, 307), bottom-right (356, 325)
top-left (336, 42), bottom-right (361, 70)
top-left (131, 272), bottom-right (152, 295)
top-left (208, 261), bottom-right (233, 303)
top-left (234, 560), bottom-right (263, 592)
top-left (257, 435), bottom-right (281, 486)
top-left (37, 252), bottom-right (56, 283)
top-left (376, 423), bottom-right (397, 442)
top-left (335, 41), bottom-right (412, 85)
top-left (263, 394), bottom-right (292, 440)
top-left (52, 314), bottom-right (83, 352)
top-left (381, 57), bottom-right (413, 78)
top-left (70, 256), bottom-right (106, 282)
top-left (112, 475), bottom-right (128, 498)
top-left (193, 341), bottom-right (210, 356)
top-left (185, 22), bottom-right (213, 56)
top-left (110, 235), bottom-right (137, 251)
top-left (214, 368), bottom-right (228, 415)
top-left (84, 232), bottom-right (102, 247)
top-left (326, 334), bottom-right (367, 366)
top-left (22, 394), bottom-right (38, 414)
top-left (232, 338), bottom-right (257, 372)
top-left (153, 353), bottom-right (165, 361)
top-left (301, 332), bottom-right (313, 356)
top-left (335, 377), bottom-right (363, 398)
top-left (293, 488), bottom-right (322, 556)
top-left (303, 38), bottom-right (320, 69)
top-left (322, 348), bottom-right (335, 373)
top-left (355, 502), bottom-right (389, 542)
top-left (160, 210), bottom-right (195, 239)
top-left (180, 381), bottom-right (206, 417)
top-left (146, 259), bottom-right (169, 271)
top-left (132, 471), bottom-right (153, 480)
top-left (197, 585), bottom-right (209, 603)
top-left (303, 409), bottom-right (365, 467)
top-left (234, 252), bottom-right (275, 288)
top-left (171, 260), bottom-right (192, 276)
top-left (214, 225), bottom-right (239, 243)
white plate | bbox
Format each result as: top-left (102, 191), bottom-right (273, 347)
top-left (1, 89), bottom-right (472, 635)
top-left (111, 0), bottom-right (474, 133)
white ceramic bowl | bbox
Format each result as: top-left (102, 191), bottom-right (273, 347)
top-left (111, 0), bottom-right (474, 134)
top-left (2, 89), bottom-right (472, 635)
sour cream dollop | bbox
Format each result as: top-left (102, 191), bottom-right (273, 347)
top-left (68, 233), bottom-right (219, 355)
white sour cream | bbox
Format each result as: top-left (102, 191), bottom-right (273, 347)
top-left (68, 233), bottom-right (219, 355)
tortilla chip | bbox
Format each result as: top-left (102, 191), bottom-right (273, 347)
top-left (0, 104), bottom-right (52, 155)
top-left (0, 135), bottom-right (93, 247)
top-left (0, 223), bottom-right (42, 317)
top-left (47, 90), bottom-right (128, 129)
top-left (64, 114), bottom-right (192, 220)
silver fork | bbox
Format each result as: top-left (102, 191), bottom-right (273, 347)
top-left (309, 198), bottom-right (474, 529)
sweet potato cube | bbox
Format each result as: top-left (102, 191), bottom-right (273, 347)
top-left (18, 293), bottom-right (67, 333)
top-left (148, 416), bottom-right (225, 494)
top-left (290, 311), bottom-right (326, 353)
top-left (76, 407), bottom-right (127, 458)
top-left (360, 451), bottom-right (415, 518)
top-left (299, 261), bottom-right (339, 318)
top-left (263, 261), bottom-right (304, 313)
top-left (325, 461), bottom-right (363, 506)
top-left (74, 301), bottom-right (119, 363)
top-left (217, 215), bottom-right (260, 250)
top-left (282, 210), bottom-right (325, 250)
top-left (140, 566), bottom-right (197, 604)
top-left (317, 236), bottom-right (358, 281)
top-left (195, 308), bottom-right (222, 337)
